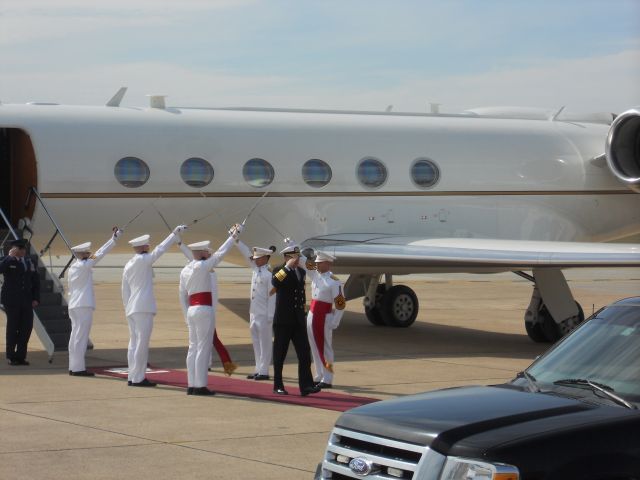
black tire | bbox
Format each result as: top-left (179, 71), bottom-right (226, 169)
top-left (541, 302), bottom-right (585, 343)
top-left (525, 321), bottom-right (549, 343)
top-left (364, 284), bottom-right (387, 326)
top-left (381, 285), bottom-right (419, 328)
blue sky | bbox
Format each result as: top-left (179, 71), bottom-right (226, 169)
top-left (1, 0), bottom-right (639, 113)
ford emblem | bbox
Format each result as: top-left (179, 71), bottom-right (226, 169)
top-left (349, 457), bottom-right (373, 476)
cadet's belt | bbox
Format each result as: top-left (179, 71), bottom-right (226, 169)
top-left (310, 299), bottom-right (332, 313)
top-left (189, 292), bottom-right (213, 306)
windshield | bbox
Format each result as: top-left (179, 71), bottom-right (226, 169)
top-left (527, 304), bottom-right (640, 403)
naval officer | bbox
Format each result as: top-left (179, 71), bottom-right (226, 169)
top-left (122, 226), bottom-right (185, 387)
top-left (178, 227), bottom-right (238, 395)
top-left (234, 239), bottom-right (276, 380)
top-left (1, 239), bottom-right (40, 366)
top-left (67, 228), bottom-right (122, 376)
top-left (271, 241), bottom-right (319, 396)
top-left (305, 251), bottom-right (345, 388)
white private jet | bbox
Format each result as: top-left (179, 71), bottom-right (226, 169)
top-left (1, 88), bottom-right (639, 344)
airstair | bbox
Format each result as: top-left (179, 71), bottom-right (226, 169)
top-left (0, 188), bottom-right (74, 362)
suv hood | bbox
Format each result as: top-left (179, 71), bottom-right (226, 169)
top-left (336, 386), bottom-right (592, 451)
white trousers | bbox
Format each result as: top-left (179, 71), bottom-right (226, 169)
top-left (127, 312), bottom-right (154, 383)
top-left (187, 305), bottom-right (215, 388)
top-left (68, 307), bottom-right (93, 372)
top-left (249, 312), bottom-right (272, 376)
top-left (306, 311), bottom-right (334, 384)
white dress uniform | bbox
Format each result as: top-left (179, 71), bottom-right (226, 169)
top-left (235, 240), bottom-right (276, 377)
top-left (304, 252), bottom-right (344, 385)
top-left (178, 236), bottom-right (235, 389)
top-left (122, 231), bottom-right (179, 384)
top-left (67, 233), bottom-right (119, 373)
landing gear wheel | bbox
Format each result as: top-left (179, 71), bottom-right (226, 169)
top-left (381, 285), bottom-right (419, 328)
top-left (525, 321), bottom-right (549, 343)
top-left (364, 284), bottom-right (387, 326)
top-left (541, 302), bottom-right (585, 343)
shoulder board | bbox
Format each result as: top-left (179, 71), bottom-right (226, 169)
top-left (330, 274), bottom-right (340, 281)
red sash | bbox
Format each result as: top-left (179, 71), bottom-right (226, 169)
top-left (189, 292), bottom-right (213, 306)
top-left (310, 299), bottom-right (333, 371)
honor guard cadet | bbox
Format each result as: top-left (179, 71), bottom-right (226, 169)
top-left (67, 228), bottom-right (122, 376)
top-left (177, 233), bottom-right (238, 377)
top-left (234, 240), bottom-right (276, 381)
top-left (1, 239), bottom-right (40, 366)
top-left (271, 241), bottom-right (320, 396)
top-left (305, 251), bottom-right (345, 388)
top-left (122, 226), bottom-right (185, 387)
top-left (178, 230), bottom-right (237, 396)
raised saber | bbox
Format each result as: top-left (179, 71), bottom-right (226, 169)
top-left (258, 212), bottom-right (286, 238)
top-left (241, 191), bottom-right (269, 227)
top-left (152, 201), bottom-right (173, 233)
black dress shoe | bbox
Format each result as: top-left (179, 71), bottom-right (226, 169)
top-left (254, 374), bottom-right (270, 381)
top-left (316, 382), bottom-right (332, 389)
top-left (192, 387), bottom-right (215, 396)
top-left (273, 388), bottom-right (288, 395)
top-left (130, 378), bottom-right (157, 387)
top-left (127, 381), bottom-right (132, 386)
top-left (187, 387), bottom-right (194, 395)
top-left (301, 385), bottom-right (321, 396)
top-left (70, 370), bottom-right (95, 377)
top-left (8, 359), bottom-right (20, 366)
top-left (16, 359), bottom-right (29, 366)
top-left (246, 373), bottom-right (257, 379)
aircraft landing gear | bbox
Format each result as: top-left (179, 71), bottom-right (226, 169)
top-left (523, 280), bottom-right (585, 343)
top-left (363, 276), bottom-right (419, 328)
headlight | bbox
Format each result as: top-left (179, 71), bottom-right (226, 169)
top-left (439, 456), bottom-right (519, 480)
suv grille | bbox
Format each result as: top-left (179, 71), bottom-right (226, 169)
top-left (318, 427), bottom-right (432, 479)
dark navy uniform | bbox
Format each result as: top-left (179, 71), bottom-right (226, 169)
top-left (1, 243), bottom-right (40, 364)
top-left (271, 262), bottom-right (314, 393)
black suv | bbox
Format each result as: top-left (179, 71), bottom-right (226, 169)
top-left (315, 297), bottom-right (640, 479)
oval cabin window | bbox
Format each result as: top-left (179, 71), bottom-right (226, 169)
top-left (114, 157), bottom-right (150, 188)
top-left (180, 157), bottom-right (214, 188)
top-left (243, 158), bottom-right (275, 188)
top-left (411, 158), bottom-right (440, 189)
top-left (302, 159), bottom-right (332, 188)
top-left (357, 157), bottom-right (387, 189)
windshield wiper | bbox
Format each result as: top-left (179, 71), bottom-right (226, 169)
top-left (516, 371), bottom-right (540, 392)
top-left (553, 378), bottom-right (637, 410)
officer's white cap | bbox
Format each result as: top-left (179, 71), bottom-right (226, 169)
top-left (188, 240), bottom-right (211, 252)
top-left (252, 247), bottom-right (273, 259)
top-left (128, 234), bottom-right (150, 247)
top-left (314, 251), bottom-right (336, 263)
top-left (71, 242), bottom-right (92, 253)
top-left (280, 244), bottom-right (300, 255)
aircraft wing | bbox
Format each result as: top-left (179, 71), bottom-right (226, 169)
top-left (302, 234), bottom-right (640, 274)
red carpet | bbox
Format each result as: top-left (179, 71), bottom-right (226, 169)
top-left (90, 366), bottom-right (378, 412)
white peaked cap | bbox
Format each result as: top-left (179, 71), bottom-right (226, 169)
top-left (314, 251), bottom-right (336, 263)
top-left (129, 234), bottom-right (150, 247)
top-left (71, 242), bottom-right (92, 253)
top-left (188, 240), bottom-right (211, 251)
top-left (280, 244), bottom-right (300, 255)
top-left (252, 247), bottom-right (273, 259)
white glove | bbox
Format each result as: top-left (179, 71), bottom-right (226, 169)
top-left (173, 225), bottom-right (187, 235)
top-left (229, 223), bottom-right (243, 239)
top-left (113, 228), bottom-right (123, 240)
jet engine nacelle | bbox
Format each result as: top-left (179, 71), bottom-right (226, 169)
top-left (606, 108), bottom-right (640, 193)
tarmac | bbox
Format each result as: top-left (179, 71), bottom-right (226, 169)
top-left (1, 261), bottom-right (639, 479)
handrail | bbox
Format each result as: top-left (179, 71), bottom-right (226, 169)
top-left (0, 207), bottom-right (19, 242)
top-left (26, 186), bottom-right (74, 256)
